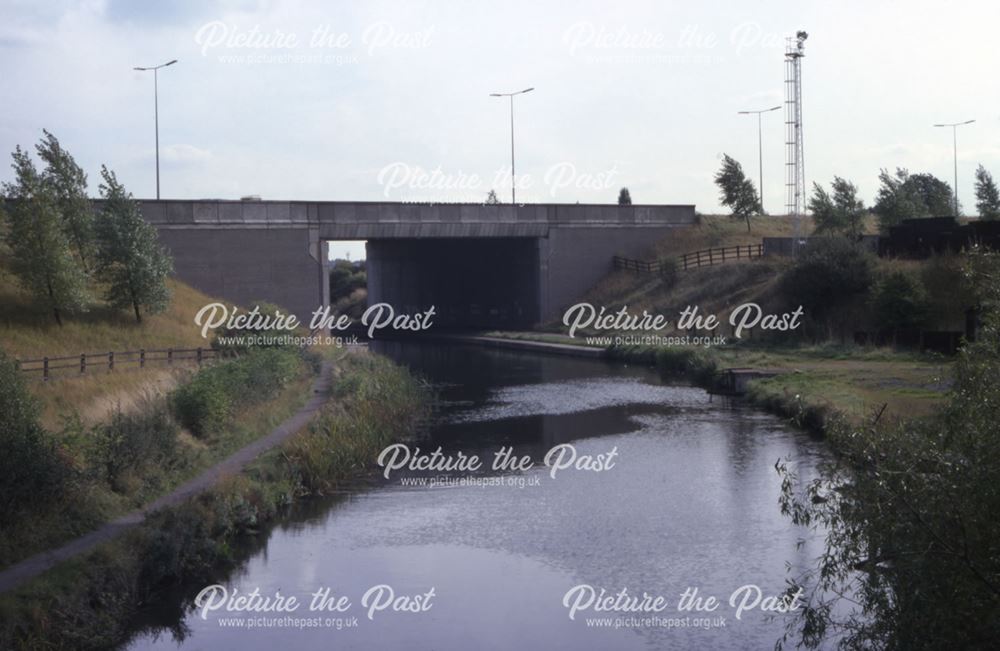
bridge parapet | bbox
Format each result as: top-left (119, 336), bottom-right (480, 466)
top-left (131, 200), bottom-right (695, 232)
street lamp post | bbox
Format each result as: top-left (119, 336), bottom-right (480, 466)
top-left (737, 105), bottom-right (781, 213)
top-left (933, 119), bottom-right (975, 216)
top-left (489, 87), bottom-right (534, 205)
top-left (134, 59), bottom-right (178, 199)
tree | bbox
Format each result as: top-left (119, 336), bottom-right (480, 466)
top-left (873, 168), bottom-right (955, 232)
top-left (484, 189), bottom-right (500, 205)
top-left (95, 166), bottom-right (173, 322)
top-left (714, 154), bottom-right (760, 233)
top-left (0, 146), bottom-right (90, 325)
top-left (906, 172), bottom-right (954, 216)
top-left (873, 168), bottom-right (926, 232)
top-left (974, 164), bottom-right (1000, 220)
top-left (809, 176), bottom-right (865, 238)
top-left (618, 187), bottom-right (632, 205)
top-left (36, 130), bottom-right (95, 270)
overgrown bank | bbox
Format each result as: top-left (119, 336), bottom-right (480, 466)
top-left (606, 342), bottom-right (949, 434)
top-left (0, 351), bottom-right (428, 650)
top-left (0, 346), bottom-right (315, 570)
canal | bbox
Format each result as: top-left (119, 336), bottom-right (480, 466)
top-left (120, 341), bottom-right (828, 650)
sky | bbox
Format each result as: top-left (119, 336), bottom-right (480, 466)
top-left (2, 0), bottom-right (999, 260)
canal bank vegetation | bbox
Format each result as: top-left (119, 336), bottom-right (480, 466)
top-left (0, 351), bottom-right (427, 650)
top-left (0, 344), bottom-right (315, 571)
top-left (774, 249), bottom-right (1000, 650)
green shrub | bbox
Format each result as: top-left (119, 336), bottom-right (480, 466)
top-left (89, 398), bottom-right (178, 491)
top-left (0, 352), bottom-right (72, 525)
top-left (171, 348), bottom-right (303, 438)
top-left (782, 237), bottom-right (875, 318)
top-left (237, 347), bottom-right (301, 400)
top-left (172, 371), bottom-right (232, 437)
top-left (870, 270), bottom-right (929, 340)
top-left (781, 237), bottom-right (876, 340)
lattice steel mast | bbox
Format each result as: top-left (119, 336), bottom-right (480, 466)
top-left (784, 31), bottom-right (807, 239)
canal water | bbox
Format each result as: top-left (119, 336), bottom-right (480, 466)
top-left (120, 342), bottom-right (828, 650)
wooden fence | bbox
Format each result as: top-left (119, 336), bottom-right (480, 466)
top-left (614, 243), bottom-right (764, 276)
top-left (612, 256), bottom-right (675, 275)
top-left (15, 347), bottom-right (218, 382)
top-left (679, 244), bottom-right (763, 270)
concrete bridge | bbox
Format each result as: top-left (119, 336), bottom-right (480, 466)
top-left (138, 200), bottom-right (696, 328)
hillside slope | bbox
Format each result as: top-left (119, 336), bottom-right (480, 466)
top-left (0, 238), bottom-right (225, 427)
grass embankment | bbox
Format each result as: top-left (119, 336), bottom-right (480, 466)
top-left (0, 351), bottom-right (427, 650)
top-left (651, 213), bottom-right (818, 258)
top-left (0, 275), bottom-right (216, 358)
top-left (0, 273), bottom-right (225, 428)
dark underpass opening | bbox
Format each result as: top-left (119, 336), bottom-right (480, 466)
top-left (364, 237), bottom-right (541, 329)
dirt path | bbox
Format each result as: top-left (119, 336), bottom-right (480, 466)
top-left (0, 360), bottom-right (333, 595)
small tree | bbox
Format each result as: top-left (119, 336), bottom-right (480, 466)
top-left (95, 166), bottom-right (173, 322)
top-left (714, 154), bottom-right (760, 233)
top-left (1, 146), bottom-right (90, 325)
top-left (809, 176), bottom-right (865, 238)
top-left (484, 189), bottom-right (500, 205)
top-left (36, 130), bottom-right (95, 270)
top-left (618, 187), bottom-right (632, 205)
top-left (974, 164), bottom-right (1000, 220)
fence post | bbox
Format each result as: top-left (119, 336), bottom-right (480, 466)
top-left (168, 348), bottom-right (173, 365)
top-left (140, 349), bottom-right (145, 368)
top-left (108, 351), bottom-right (114, 372)
top-left (43, 357), bottom-right (49, 382)
top-left (722, 247), bottom-right (727, 263)
top-left (197, 347), bottom-right (203, 364)
top-left (80, 353), bottom-right (86, 375)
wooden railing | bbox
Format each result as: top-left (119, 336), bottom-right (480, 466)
top-left (614, 243), bottom-right (764, 276)
top-left (680, 244), bottom-right (763, 270)
top-left (612, 256), bottom-right (675, 275)
top-left (15, 347), bottom-right (218, 382)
